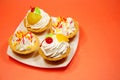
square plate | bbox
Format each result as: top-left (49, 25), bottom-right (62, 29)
top-left (7, 21), bottom-right (79, 68)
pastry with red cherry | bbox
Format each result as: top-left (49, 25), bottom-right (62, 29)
top-left (39, 33), bottom-right (70, 61)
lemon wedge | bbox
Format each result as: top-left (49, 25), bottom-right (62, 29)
top-left (56, 34), bottom-right (69, 42)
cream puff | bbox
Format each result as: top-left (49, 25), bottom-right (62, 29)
top-left (39, 33), bottom-right (70, 61)
top-left (9, 30), bottom-right (39, 54)
top-left (24, 7), bottom-right (51, 33)
top-left (50, 17), bottom-right (79, 38)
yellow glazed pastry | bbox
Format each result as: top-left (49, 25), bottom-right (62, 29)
top-left (50, 17), bottom-right (79, 38)
top-left (24, 7), bottom-right (51, 33)
top-left (9, 30), bottom-right (39, 54)
top-left (39, 33), bottom-right (70, 61)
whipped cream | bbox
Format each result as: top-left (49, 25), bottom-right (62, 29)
top-left (12, 32), bottom-right (36, 51)
top-left (51, 17), bottom-right (76, 36)
top-left (26, 9), bottom-right (50, 29)
top-left (40, 35), bottom-right (69, 58)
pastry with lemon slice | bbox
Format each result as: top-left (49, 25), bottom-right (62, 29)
top-left (24, 7), bottom-right (51, 33)
top-left (9, 30), bottom-right (39, 54)
top-left (50, 17), bottom-right (79, 38)
top-left (39, 33), bottom-right (70, 61)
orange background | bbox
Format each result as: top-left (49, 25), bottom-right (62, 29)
top-left (0, 0), bottom-right (120, 80)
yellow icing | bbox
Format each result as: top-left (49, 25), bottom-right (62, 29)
top-left (16, 31), bottom-right (23, 39)
top-left (13, 42), bottom-right (17, 46)
top-left (56, 28), bottom-right (61, 32)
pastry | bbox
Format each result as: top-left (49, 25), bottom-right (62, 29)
top-left (24, 7), bottom-right (51, 33)
top-left (39, 33), bottom-right (70, 61)
top-left (9, 30), bottom-right (39, 54)
top-left (50, 17), bottom-right (79, 38)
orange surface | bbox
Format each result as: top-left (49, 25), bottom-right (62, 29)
top-left (0, 0), bottom-right (120, 80)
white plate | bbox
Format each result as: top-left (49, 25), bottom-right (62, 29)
top-left (7, 21), bottom-right (79, 68)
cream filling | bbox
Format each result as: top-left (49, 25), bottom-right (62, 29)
top-left (51, 17), bottom-right (76, 36)
top-left (26, 9), bottom-right (50, 29)
top-left (12, 35), bottom-right (35, 51)
top-left (41, 36), bottom-right (69, 58)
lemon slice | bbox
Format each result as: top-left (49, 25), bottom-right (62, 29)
top-left (56, 34), bottom-right (69, 42)
top-left (27, 12), bottom-right (42, 25)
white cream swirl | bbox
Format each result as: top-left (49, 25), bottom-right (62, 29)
top-left (26, 9), bottom-right (50, 29)
top-left (40, 36), bottom-right (69, 58)
top-left (51, 17), bottom-right (76, 36)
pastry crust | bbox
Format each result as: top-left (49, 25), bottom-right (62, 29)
top-left (9, 33), bottom-right (39, 54)
top-left (50, 19), bottom-right (79, 38)
top-left (39, 46), bottom-right (70, 61)
top-left (24, 18), bottom-right (51, 33)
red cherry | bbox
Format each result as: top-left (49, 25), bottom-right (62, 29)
top-left (70, 21), bottom-right (73, 24)
top-left (45, 37), bottom-right (53, 44)
top-left (31, 7), bottom-right (35, 12)
top-left (58, 24), bottom-right (62, 28)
